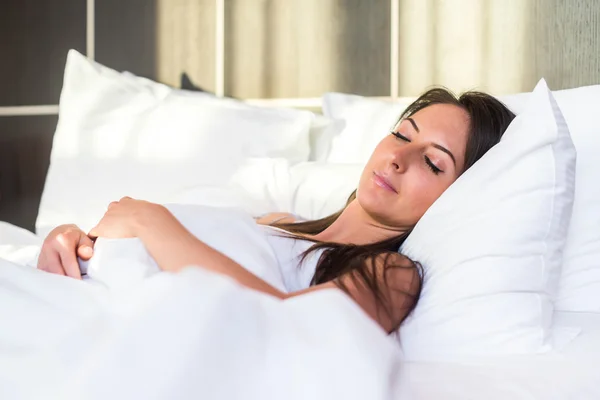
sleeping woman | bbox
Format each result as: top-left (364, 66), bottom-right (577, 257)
top-left (36, 88), bottom-right (516, 334)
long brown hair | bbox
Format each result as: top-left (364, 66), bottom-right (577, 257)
top-left (274, 88), bottom-right (516, 332)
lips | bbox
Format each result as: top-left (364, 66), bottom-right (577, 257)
top-left (372, 172), bottom-right (398, 193)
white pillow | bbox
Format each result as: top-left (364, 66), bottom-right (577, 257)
top-left (37, 50), bottom-right (313, 237)
top-left (501, 86), bottom-right (600, 312)
top-left (398, 79), bottom-right (577, 360)
top-left (307, 116), bottom-right (346, 162)
top-left (324, 84), bottom-right (600, 313)
top-left (321, 93), bottom-right (412, 163)
top-left (288, 162), bottom-right (363, 220)
top-left (168, 158), bottom-right (294, 217)
top-left (125, 70), bottom-right (344, 163)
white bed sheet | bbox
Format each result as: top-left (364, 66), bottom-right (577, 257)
top-left (398, 311), bottom-right (600, 399)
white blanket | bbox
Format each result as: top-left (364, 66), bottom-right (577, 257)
top-left (2, 212), bottom-right (600, 399)
top-left (0, 207), bottom-right (401, 400)
top-left (82, 204), bottom-right (287, 292)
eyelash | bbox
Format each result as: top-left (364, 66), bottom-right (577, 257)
top-left (391, 130), bottom-right (409, 142)
top-left (390, 131), bottom-right (443, 175)
top-left (424, 156), bottom-right (442, 175)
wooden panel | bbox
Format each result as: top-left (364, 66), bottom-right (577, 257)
top-left (397, 0), bottom-right (600, 96)
top-left (528, 0), bottom-right (600, 90)
top-left (96, 0), bottom-right (158, 80)
top-left (225, 0), bottom-right (391, 98)
top-left (0, 116), bottom-right (57, 232)
top-left (155, 0), bottom-right (216, 91)
top-left (0, 0), bottom-right (85, 106)
top-left (96, 0), bottom-right (216, 91)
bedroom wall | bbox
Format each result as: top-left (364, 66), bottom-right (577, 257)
top-left (153, 0), bottom-right (600, 97)
top-left (1, 0), bottom-right (599, 231)
top-left (0, 0), bottom-right (86, 231)
top-left (397, 0), bottom-right (600, 95)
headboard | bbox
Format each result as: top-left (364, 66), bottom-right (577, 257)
top-left (1, 0), bottom-right (599, 231)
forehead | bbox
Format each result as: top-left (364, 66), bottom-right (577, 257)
top-left (407, 104), bottom-right (470, 164)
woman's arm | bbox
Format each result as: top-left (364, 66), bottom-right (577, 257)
top-left (136, 205), bottom-right (293, 298)
top-left (90, 198), bottom-right (420, 333)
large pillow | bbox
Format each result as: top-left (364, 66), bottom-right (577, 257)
top-left (324, 84), bottom-right (600, 313)
top-left (398, 80), bottom-right (577, 360)
top-left (168, 157), bottom-right (294, 217)
top-left (37, 50), bottom-right (313, 237)
top-left (321, 93), bottom-right (412, 163)
top-left (288, 162), bottom-right (362, 220)
top-left (501, 86), bottom-right (600, 312)
top-left (176, 73), bottom-right (345, 163)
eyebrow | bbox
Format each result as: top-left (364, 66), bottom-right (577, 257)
top-left (406, 117), bottom-right (420, 133)
top-left (407, 117), bottom-right (457, 167)
top-left (432, 144), bottom-right (457, 166)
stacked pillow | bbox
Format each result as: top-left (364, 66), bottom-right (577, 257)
top-left (501, 86), bottom-right (600, 313)
top-left (37, 50), bottom-right (314, 237)
top-left (321, 84), bottom-right (600, 317)
top-left (398, 80), bottom-right (576, 359)
top-left (176, 71), bottom-right (346, 163)
top-left (321, 93), bottom-right (412, 163)
top-left (316, 80), bottom-right (600, 359)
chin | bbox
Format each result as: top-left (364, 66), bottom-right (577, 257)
top-left (358, 191), bottom-right (398, 220)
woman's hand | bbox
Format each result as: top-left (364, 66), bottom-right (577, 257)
top-left (38, 224), bottom-right (95, 279)
top-left (89, 197), bottom-right (167, 239)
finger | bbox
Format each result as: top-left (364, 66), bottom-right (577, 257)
top-left (80, 232), bottom-right (96, 248)
top-left (40, 250), bottom-right (67, 276)
top-left (77, 244), bottom-right (94, 260)
top-left (57, 244), bottom-right (82, 280)
top-left (108, 201), bottom-right (118, 209)
top-left (36, 246), bottom-right (48, 269)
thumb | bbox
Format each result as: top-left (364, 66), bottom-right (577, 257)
top-left (77, 244), bottom-right (94, 260)
top-left (77, 233), bottom-right (95, 260)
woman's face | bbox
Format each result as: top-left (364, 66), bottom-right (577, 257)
top-left (357, 103), bottom-right (470, 229)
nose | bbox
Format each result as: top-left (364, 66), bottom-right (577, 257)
top-left (390, 142), bottom-right (416, 174)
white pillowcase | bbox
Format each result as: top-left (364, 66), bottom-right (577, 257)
top-left (398, 79), bottom-right (577, 360)
top-left (37, 50), bottom-right (313, 237)
top-left (324, 84), bottom-right (600, 314)
top-left (168, 158), bottom-right (294, 217)
top-left (288, 162), bottom-right (362, 220)
top-left (126, 70), bottom-right (344, 163)
top-left (501, 86), bottom-right (600, 312)
top-left (307, 116), bottom-right (346, 162)
top-left (322, 93), bottom-right (412, 163)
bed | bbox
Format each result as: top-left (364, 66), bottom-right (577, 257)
top-left (2, 2), bottom-right (600, 399)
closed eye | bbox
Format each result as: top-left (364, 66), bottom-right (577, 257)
top-left (391, 131), bottom-right (410, 142)
top-left (425, 156), bottom-right (443, 175)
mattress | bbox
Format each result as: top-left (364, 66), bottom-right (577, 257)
top-left (396, 311), bottom-right (600, 399)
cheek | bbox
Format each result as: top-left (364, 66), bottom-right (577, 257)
top-left (400, 172), bottom-right (451, 217)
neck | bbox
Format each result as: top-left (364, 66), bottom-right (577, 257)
top-left (313, 200), bottom-right (408, 245)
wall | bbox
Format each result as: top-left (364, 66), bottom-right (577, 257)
top-left (1, 0), bottom-right (599, 230)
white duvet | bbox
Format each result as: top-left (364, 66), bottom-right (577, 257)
top-left (0, 206), bottom-right (404, 400)
top-left (1, 211), bottom-right (600, 400)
